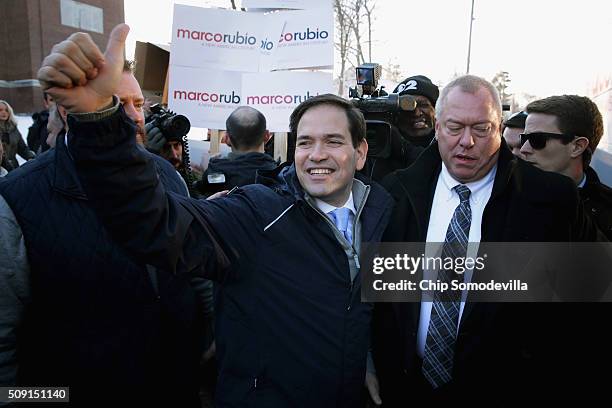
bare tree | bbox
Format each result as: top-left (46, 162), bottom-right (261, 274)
top-left (492, 71), bottom-right (511, 104)
top-left (334, 0), bottom-right (377, 94)
top-left (335, 0), bottom-right (353, 94)
top-left (347, 0), bottom-right (365, 65)
top-left (363, 0), bottom-right (376, 62)
top-left (383, 59), bottom-right (402, 83)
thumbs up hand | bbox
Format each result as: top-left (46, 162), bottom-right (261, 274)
top-left (38, 24), bottom-right (130, 113)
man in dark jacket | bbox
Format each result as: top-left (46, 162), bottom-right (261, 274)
top-left (502, 110), bottom-right (527, 156)
top-left (0, 51), bottom-right (212, 407)
top-left (196, 106), bottom-right (277, 196)
top-left (360, 75), bottom-right (437, 182)
top-left (522, 95), bottom-right (612, 239)
top-left (26, 92), bottom-right (54, 153)
top-left (373, 75), bottom-right (608, 406)
top-left (38, 24), bottom-right (393, 407)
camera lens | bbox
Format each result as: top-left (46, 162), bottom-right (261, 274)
top-left (166, 115), bottom-right (191, 137)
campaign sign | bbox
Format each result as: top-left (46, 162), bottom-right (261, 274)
top-left (168, 66), bottom-right (243, 130)
top-left (271, 7), bottom-right (334, 71)
top-left (171, 4), bottom-right (284, 72)
top-left (242, 71), bottom-right (333, 132)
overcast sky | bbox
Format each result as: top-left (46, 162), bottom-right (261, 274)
top-left (124, 0), bottom-right (612, 99)
top-left (123, 0), bottom-right (612, 153)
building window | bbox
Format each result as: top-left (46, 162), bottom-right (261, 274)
top-left (60, 0), bottom-right (104, 34)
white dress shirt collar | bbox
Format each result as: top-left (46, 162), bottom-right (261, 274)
top-left (314, 192), bottom-right (356, 215)
top-left (577, 173), bottom-right (587, 189)
top-left (439, 162), bottom-right (497, 205)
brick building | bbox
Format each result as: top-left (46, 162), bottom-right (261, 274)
top-left (0, 0), bottom-right (124, 114)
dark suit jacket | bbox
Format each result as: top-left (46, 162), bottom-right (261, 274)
top-left (581, 166), bottom-right (612, 240)
top-left (373, 141), bottom-right (607, 406)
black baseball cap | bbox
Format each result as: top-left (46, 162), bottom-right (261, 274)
top-left (504, 111), bottom-right (527, 129)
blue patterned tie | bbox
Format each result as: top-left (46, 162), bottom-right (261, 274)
top-left (423, 184), bottom-right (472, 388)
top-left (328, 207), bottom-right (353, 245)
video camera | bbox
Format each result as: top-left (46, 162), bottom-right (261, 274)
top-left (145, 104), bottom-right (191, 142)
top-left (349, 63), bottom-right (417, 159)
top-left (145, 104), bottom-right (199, 197)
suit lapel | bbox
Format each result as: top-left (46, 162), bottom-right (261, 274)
top-left (389, 144), bottom-right (442, 329)
top-left (460, 143), bottom-right (516, 326)
top-left (397, 144), bottom-right (442, 242)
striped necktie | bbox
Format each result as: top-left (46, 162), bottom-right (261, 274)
top-left (423, 184), bottom-right (472, 388)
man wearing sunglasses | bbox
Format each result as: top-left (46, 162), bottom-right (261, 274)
top-left (522, 95), bottom-right (612, 240)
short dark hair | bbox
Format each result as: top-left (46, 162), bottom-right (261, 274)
top-left (225, 106), bottom-right (267, 150)
top-left (289, 94), bottom-right (366, 148)
top-left (526, 95), bottom-right (603, 167)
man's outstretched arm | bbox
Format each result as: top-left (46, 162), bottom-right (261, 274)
top-left (37, 24), bottom-right (235, 277)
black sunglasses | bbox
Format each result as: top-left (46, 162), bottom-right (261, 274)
top-left (519, 132), bottom-right (575, 150)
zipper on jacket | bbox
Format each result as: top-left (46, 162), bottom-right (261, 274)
top-left (352, 184), bottom-right (370, 243)
top-left (303, 185), bottom-right (370, 312)
top-left (347, 280), bottom-right (354, 311)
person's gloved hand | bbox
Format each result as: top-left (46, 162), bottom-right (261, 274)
top-left (144, 122), bottom-right (166, 154)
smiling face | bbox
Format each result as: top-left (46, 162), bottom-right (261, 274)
top-left (294, 104), bottom-right (368, 206)
top-left (436, 87), bottom-right (502, 183)
top-left (396, 95), bottom-right (435, 139)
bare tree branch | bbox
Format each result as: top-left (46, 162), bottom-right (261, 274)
top-left (335, 0), bottom-right (377, 94)
top-left (363, 0), bottom-right (375, 62)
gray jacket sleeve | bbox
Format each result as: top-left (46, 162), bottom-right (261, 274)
top-left (0, 194), bottom-right (30, 387)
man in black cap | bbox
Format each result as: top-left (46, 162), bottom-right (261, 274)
top-left (502, 110), bottom-right (527, 157)
top-left (393, 75), bottom-right (439, 148)
top-left (360, 75), bottom-right (439, 182)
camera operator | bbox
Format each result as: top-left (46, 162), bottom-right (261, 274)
top-left (393, 75), bottom-right (439, 148)
top-left (145, 105), bottom-right (197, 197)
top-left (146, 123), bottom-right (184, 170)
top-left (355, 71), bottom-right (439, 182)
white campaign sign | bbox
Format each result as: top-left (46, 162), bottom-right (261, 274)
top-left (168, 66), bottom-right (243, 130)
top-left (271, 7), bottom-right (334, 71)
top-left (242, 71), bottom-right (333, 132)
top-left (170, 4), bottom-right (284, 72)
top-left (169, 67), bottom-right (333, 131)
top-left (169, 5), bottom-right (334, 131)
top-left (242, 0), bottom-right (331, 10)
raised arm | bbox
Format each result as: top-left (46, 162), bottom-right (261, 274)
top-left (36, 24), bottom-right (246, 278)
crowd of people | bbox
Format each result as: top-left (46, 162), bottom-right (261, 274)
top-left (1, 22), bottom-right (612, 408)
